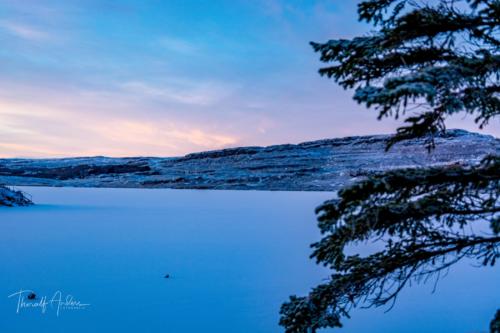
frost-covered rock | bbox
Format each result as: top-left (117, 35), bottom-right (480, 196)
top-left (0, 186), bottom-right (33, 207)
top-left (0, 129), bottom-right (498, 191)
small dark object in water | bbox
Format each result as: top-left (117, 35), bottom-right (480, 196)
top-left (164, 274), bottom-right (170, 279)
top-left (27, 292), bottom-right (36, 300)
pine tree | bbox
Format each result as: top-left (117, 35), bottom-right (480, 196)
top-left (280, 1), bottom-right (500, 332)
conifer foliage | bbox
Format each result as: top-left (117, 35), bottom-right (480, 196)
top-left (280, 1), bottom-right (500, 332)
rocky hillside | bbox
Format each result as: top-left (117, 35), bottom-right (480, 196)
top-left (0, 129), bottom-right (498, 191)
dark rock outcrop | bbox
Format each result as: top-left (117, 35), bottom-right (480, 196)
top-left (0, 186), bottom-right (33, 207)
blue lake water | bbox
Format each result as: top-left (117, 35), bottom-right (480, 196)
top-left (0, 187), bottom-right (497, 332)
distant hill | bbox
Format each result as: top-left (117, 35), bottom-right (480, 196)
top-left (0, 129), bottom-right (498, 191)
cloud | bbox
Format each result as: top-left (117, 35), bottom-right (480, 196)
top-left (0, 91), bottom-right (239, 158)
top-left (120, 80), bottom-right (233, 106)
top-left (88, 119), bottom-right (237, 153)
top-left (157, 36), bottom-right (199, 54)
top-left (0, 20), bottom-right (50, 41)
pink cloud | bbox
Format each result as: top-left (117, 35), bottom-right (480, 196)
top-left (0, 20), bottom-right (51, 41)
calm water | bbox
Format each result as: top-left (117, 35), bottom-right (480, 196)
top-left (0, 187), bottom-right (497, 332)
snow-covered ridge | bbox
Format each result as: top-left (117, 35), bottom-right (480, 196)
top-left (0, 129), bottom-right (498, 191)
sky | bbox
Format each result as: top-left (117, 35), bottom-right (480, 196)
top-left (0, 0), bottom-right (498, 158)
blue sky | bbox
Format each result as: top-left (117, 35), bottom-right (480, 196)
top-left (0, 0), bottom-right (498, 157)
